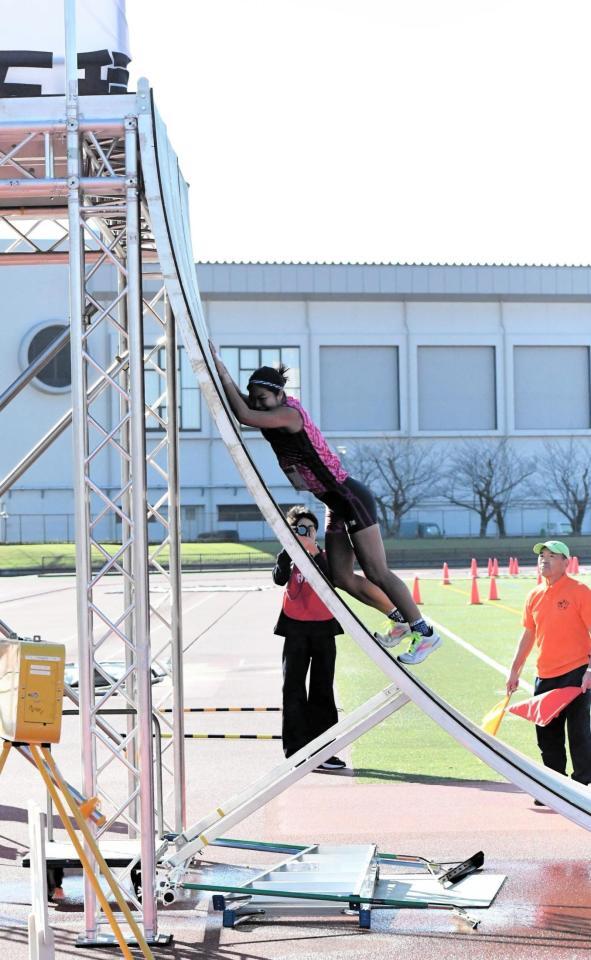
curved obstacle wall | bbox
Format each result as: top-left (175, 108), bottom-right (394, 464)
top-left (138, 81), bottom-right (591, 832)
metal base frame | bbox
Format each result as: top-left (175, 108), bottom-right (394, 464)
top-left (181, 842), bottom-right (500, 931)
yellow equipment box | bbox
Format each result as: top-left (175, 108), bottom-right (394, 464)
top-left (0, 639), bottom-right (65, 743)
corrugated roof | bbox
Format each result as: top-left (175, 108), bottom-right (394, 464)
top-left (194, 261), bottom-right (591, 300)
top-left (197, 259), bottom-right (591, 268)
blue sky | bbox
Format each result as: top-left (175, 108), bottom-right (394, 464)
top-left (126, 1), bottom-right (591, 266)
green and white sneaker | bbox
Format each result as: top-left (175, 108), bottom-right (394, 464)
top-left (398, 629), bottom-right (442, 664)
top-left (374, 621), bottom-right (411, 649)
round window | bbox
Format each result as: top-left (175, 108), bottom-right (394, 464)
top-left (22, 323), bottom-right (71, 392)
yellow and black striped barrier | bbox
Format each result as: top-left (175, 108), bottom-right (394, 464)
top-left (122, 731), bottom-right (281, 740)
top-left (164, 733), bottom-right (281, 740)
top-left (157, 706), bottom-right (281, 713)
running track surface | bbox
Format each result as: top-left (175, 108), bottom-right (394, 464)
top-left (0, 570), bottom-right (589, 959)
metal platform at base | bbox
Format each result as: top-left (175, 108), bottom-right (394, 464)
top-left (178, 842), bottom-right (504, 931)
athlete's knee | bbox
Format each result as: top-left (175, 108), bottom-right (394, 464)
top-left (359, 559), bottom-right (391, 589)
top-left (330, 568), bottom-right (356, 591)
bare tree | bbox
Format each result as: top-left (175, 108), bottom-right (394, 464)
top-left (443, 440), bottom-right (534, 537)
top-left (343, 440), bottom-right (441, 535)
top-left (528, 440), bottom-right (591, 534)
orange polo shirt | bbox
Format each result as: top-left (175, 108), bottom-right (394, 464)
top-left (523, 574), bottom-right (591, 678)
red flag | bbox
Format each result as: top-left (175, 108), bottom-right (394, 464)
top-left (508, 687), bottom-right (582, 727)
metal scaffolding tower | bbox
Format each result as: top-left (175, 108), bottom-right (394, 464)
top-left (0, 3), bottom-right (184, 945)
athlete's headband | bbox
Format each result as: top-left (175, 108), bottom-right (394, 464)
top-left (248, 378), bottom-right (284, 391)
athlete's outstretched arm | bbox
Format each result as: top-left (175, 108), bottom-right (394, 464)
top-left (208, 341), bottom-right (248, 400)
top-left (210, 342), bottom-right (301, 431)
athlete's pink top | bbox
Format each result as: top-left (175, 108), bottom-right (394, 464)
top-left (261, 396), bottom-right (349, 496)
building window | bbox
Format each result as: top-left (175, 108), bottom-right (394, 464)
top-left (320, 345), bottom-right (399, 431)
top-left (218, 503), bottom-right (297, 522)
top-left (417, 345), bottom-right (497, 431)
top-left (220, 346), bottom-right (301, 399)
top-left (514, 345), bottom-right (591, 430)
top-left (22, 322), bottom-right (71, 392)
top-left (145, 345), bottom-right (201, 431)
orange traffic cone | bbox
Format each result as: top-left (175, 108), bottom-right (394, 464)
top-left (469, 577), bottom-right (482, 605)
top-left (567, 556), bottom-right (573, 573)
top-left (412, 576), bottom-right (423, 604)
top-left (514, 558), bottom-right (520, 575)
top-left (470, 557), bottom-right (479, 578)
top-left (488, 576), bottom-right (499, 601)
top-left (492, 557), bottom-right (499, 577)
top-left (573, 556), bottom-right (580, 574)
top-left (487, 557), bottom-right (493, 576)
top-left (508, 556), bottom-right (513, 575)
top-left (442, 562), bottom-right (451, 585)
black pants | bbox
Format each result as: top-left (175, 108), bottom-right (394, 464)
top-left (534, 664), bottom-right (591, 785)
top-left (282, 633), bottom-right (338, 758)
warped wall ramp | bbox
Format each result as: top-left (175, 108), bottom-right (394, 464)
top-left (137, 81), bottom-right (591, 832)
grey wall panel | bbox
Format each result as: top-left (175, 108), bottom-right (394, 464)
top-left (514, 345), bottom-right (591, 430)
top-left (418, 345), bottom-right (496, 431)
top-left (320, 345), bottom-right (399, 431)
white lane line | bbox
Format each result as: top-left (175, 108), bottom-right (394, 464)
top-left (427, 614), bottom-right (534, 695)
top-left (62, 592), bottom-right (216, 649)
top-left (0, 583), bottom-right (76, 605)
top-left (151, 593), bottom-right (213, 638)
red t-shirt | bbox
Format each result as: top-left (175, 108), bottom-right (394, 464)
top-left (282, 565), bottom-right (334, 622)
top-left (523, 574), bottom-right (591, 678)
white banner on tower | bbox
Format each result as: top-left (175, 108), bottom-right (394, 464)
top-left (0, 0), bottom-right (130, 97)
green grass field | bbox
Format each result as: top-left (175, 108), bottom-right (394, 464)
top-left (0, 541), bottom-right (275, 571)
top-left (335, 573), bottom-right (586, 784)
top-left (2, 533), bottom-right (590, 572)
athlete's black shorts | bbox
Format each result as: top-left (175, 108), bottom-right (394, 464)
top-left (318, 476), bottom-right (378, 536)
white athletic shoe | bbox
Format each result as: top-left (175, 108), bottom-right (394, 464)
top-left (398, 629), bottom-right (442, 665)
top-left (374, 622), bottom-right (411, 649)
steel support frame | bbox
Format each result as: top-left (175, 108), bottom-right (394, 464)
top-left (65, 119), bottom-right (182, 942)
top-left (0, 28), bottom-right (184, 946)
top-left (64, 119), bottom-right (183, 939)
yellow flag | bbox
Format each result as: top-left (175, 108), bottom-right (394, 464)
top-left (481, 694), bottom-right (511, 736)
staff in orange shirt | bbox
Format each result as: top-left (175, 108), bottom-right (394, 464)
top-left (507, 541), bottom-right (591, 797)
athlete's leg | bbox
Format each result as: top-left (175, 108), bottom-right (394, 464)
top-left (352, 527), bottom-right (442, 662)
top-left (350, 524), bottom-right (421, 623)
top-left (323, 484), bottom-right (440, 661)
top-left (325, 529), bottom-right (395, 613)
